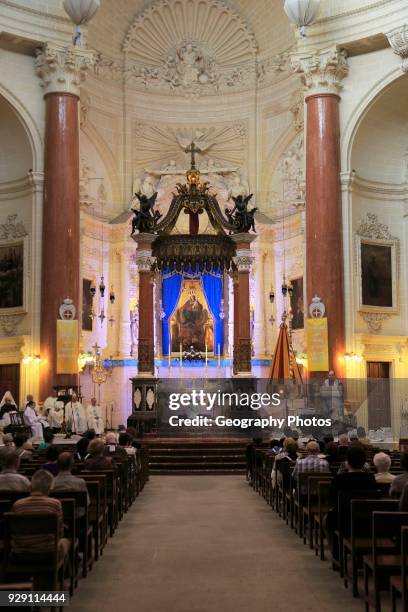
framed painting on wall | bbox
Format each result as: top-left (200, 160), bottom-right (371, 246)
top-left (0, 242), bottom-right (25, 312)
top-left (290, 276), bottom-right (304, 330)
top-left (357, 236), bottom-right (398, 313)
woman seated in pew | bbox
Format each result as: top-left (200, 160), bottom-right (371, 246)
top-left (84, 438), bottom-right (114, 470)
top-left (104, 432), bottom-right (128, 460)
top-left (390, 451), bottom-right (408, 498)
top-left (373, 452), bottom-right (395, 484)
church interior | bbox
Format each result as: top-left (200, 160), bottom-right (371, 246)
top-left (0, 0), bottom-right (408, 610)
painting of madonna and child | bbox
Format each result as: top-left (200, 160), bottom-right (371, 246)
top-left (170, 280), bottom-right (214, 354)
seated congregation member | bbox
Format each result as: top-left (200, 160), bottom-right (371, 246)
top-left (292, 440), bottom-right (330, 491)
top-left (11, 469), bottom-right (70, 558)
top-left (399, 482), bottom-right (408, 511)
top-left (84, 438), bottom-right (114, 470)
top-left (390, 451), bottom-right (408, 497)
top-left (76, 429), bottom-right (96, 460)
top-left (0, 450), bottom-right (30, 492)
top-left (271, 438), bottom-right (298, 490)
top-left (325, 446), bottom-right (377, 557)
top-left (53, 452), bottom-right (90, 516)
top-left (337, 434), bottom-right (350, 461)
top-left (119, 432), bottom-right (136, 456)
top-left (14, 433), bottom-right (33, 461)
top-left (330, 446), bottom-right (376, 501)
top-left (337, 440), bottom-right (371, 474)
top-left (39, 429), bottom-right (55, 450)
top-left (373, 452), bottom-right (395, 484)
top-left (357, 426), bottom-right (371, 446)
top-left (24, 400), bottom-right (49, 439)
top-left (323, 441), bottom-right (339, 464)
top-left (41, 445), bottom-right (60, 476)
top-left (126, 427), bottom-right (142, 449)
top-left (105, 432), bottom-right (128, 460)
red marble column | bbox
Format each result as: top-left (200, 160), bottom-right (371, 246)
top-left (306, 93), bottom-right (345, 376)
top-left (135, 236), bottom-right (155, 375)
top-left (137, 269), bottom-right (155, 374)
top-left (40, 92), bottom-right (80, 398)
top-left (232, 236), bottom-right (255, 375)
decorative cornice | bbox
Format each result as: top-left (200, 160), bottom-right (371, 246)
top-left (387, 25), bottom-right (408, 73)
top-left (291, 47), bottom-right (348, 97)
top-left (35, 43), bottom-right (96, 97)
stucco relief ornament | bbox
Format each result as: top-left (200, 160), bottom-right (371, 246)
top-left (361, 312), bottom-right (391, 334)
top-left (0, 215), bottom-right (27, 240)
top-left (387, 25), bottom-right (408, 73)
top-left (356, 213), bottom-right (396, 241)
top-left (0, 314), bottom-right (25, 337)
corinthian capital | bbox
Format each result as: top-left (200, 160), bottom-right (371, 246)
top-left (35, 43), bottom-right (96, 97)
top-left (387, 25), bottom-right (408, 73)
top-left (291, 47), bottom-right (349, 97)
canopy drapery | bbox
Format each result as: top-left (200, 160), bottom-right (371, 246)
top-left (161, 265), bottom-right (223, 356)
top-left (269, 321), bottom-right (303, 383)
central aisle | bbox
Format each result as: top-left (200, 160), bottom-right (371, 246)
top-left (69, 476), bottom-right (362, 612)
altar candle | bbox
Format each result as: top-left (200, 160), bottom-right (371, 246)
top-left (205, 343), bottom-right (208, 366)
top-left (180, 343), bottom-right (182, 367)
top-left (168, 332), bottom-right (171, 368)
top-left (218, 344), bottom-right (221, 367)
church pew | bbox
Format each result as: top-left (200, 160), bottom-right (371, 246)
top-left (82, 470), bottom-right (117, 537)
top-left (313, 480), bottom-right (332, 560)
top-left (51, 490), bottom-right (93, 579)
top-left (363, 512), bottom-right (408, 612)
top-left (343, 499), bottom-right (398, 597)
top-left (81, 473), bottom-right (108, 546)
top-left (390, 526), bottom-right (408, 612)
top-left (302, 474), bottom-right (333, 549)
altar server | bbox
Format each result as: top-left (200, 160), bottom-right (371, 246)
top-left (48, 396), bottom-right (65, 432)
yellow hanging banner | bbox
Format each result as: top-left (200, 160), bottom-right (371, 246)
top-left (56, 320), bottom-right (79, 374)
top-left (306, 317), bottom-right (329, 372)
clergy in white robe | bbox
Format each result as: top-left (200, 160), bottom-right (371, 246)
top-left (87, 398), bottom-right (104, 435)
top-left (48, 399), bottom-right (65, 430)
top-left (23, 401), bottom-right (49, 439)
top-left (65, 395), bottom-right (87, 434)
top-left (43, 390), bottom-right (60, 418)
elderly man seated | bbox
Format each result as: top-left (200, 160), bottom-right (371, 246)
top-left (0, 450), bottom-right (30, 492)
top-left (292, 440), bottom-right (330, 492)
top-left (390, 451), bottom-right (408, 497)
top-left (373, 452), bottom-right (395, 484)
top-left (13, 433), bottom-right (33, 461)
top-left (12, 470), bottom-right (70, 558)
